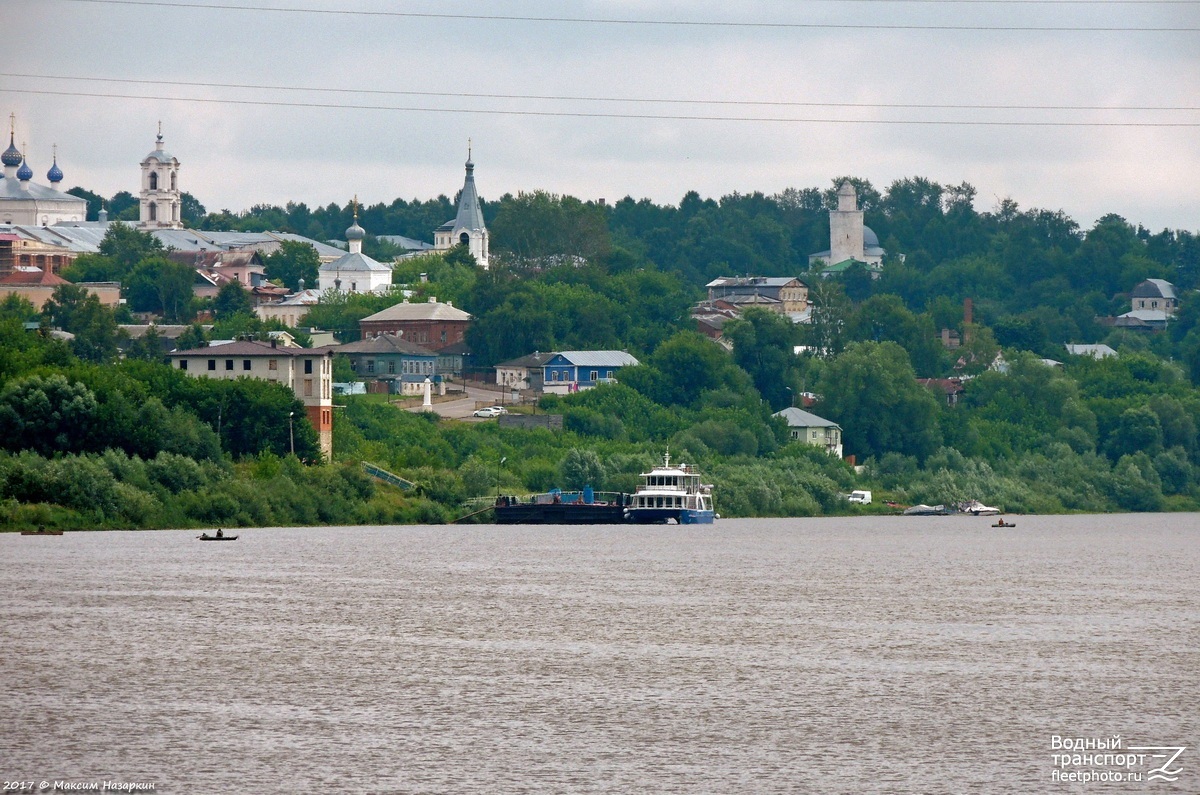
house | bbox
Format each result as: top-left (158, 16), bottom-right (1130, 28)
top-left (256, 288), bottom-right (322, 328)
top-left (917, 378), bottom-right (966, 407)
top-left (540, 351), bottom-right (640, 395)
top-left (1065, 343), bottom-right (1117, 359)
top-left (358, 298), bottom-right (471, 352)
top-left (166, 339), bottom-right (334, 460)
top-left (332, 333), bottom-right (438, 395)
top-left (1131, 279), bottom-right (1177, 314)
top-left (705, 276), bottom-right (809, 316)
top-left (435, 340), bottom-right (471, 378)
top-left (773, 407), bottom-right (843, 457)
top-left (0, 267), bottom-right (120, 310)
top-left (495, 351), bottom-right (554, 392)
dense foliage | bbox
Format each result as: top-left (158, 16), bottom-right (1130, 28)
top-left (7, 176), bottom-right (1200, 529)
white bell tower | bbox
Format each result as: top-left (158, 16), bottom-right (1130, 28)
top-left (139, 122), bottom-right (182, 229)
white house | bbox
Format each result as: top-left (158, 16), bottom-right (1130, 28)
top-left (166, 340), bottom-right (334, 460)
top-left (773, 407), bottom-right (843, 457)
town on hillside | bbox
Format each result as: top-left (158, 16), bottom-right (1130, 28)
top-left (2, 113), bottom-right (1199, 526)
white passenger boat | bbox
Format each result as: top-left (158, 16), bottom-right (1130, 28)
top-left (626, 452), bottom-right (716, 524)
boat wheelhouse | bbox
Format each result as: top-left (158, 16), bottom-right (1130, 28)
top-left (627, 452), bottom-right (716, 524)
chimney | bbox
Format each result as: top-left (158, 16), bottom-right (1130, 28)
top-left (963, 297), bottom-right (973, 326)
top-left (271, 339), bottom-right (277, 348)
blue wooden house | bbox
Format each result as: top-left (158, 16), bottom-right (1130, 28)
top-left (542, 350), bottom-right (640, 394)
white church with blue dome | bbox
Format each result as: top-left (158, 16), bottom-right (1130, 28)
top-left (0, 115), bottom-right (87, 227)
top-left (317, 200), bottom-right (395, 294)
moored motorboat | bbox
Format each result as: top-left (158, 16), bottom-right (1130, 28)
top-left (625, 452), bottom-right (716, 524)
top-left (959, 500), bottom-right (1001, 516)
top-left (902, 504), bottom-right (949, 516)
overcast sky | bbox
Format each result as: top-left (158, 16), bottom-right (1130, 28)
top-left (6, 0), bottom-right (1200, 233)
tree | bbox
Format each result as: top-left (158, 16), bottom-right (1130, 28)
top-left (0, 374), bottom-right (99, 455)
top-left (125, 257), bottom-right (197, 322)
top-left (816, 341), bottom-right (942, 461)
top-left (213, 281), bottom-right (253, 319)
top-left (725, 308), bottom-right (801, 409)
top-left (264, 240), bottom-right (321, 291)
top-left (804, 279), bottom-right (850, 358)
top-left (98, 221), bottom-right (163, 270)
top-left (559, 449), bottom-right (606, 489)
top-left (41, 285), bottom-right (123, 363)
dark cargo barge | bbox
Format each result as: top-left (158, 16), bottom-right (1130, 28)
top-left (493, 489), bottom-right (631, 524)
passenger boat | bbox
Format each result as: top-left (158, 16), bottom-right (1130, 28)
top-left (626, 452), bottom-right (716, 525)
top-left (493, 488), bottom-right (630, 525)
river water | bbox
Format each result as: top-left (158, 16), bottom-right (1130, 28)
top-left (2, 515), bottom-right (1197, 794)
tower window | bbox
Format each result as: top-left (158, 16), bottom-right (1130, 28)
top-left (170, 173), bottom-right (177, 191)
top-left (148, 203), bottom-right (157, 221)
top-left (459, 232), bottom-right (469, 245)
top-left (149, 172), bottom-right (158, 190)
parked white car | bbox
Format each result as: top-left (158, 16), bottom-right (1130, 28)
top-left (473, 406), bottom-right (502, 418)
top-left (847, 490), bottom-right (872, 505)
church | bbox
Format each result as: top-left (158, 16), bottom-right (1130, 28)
top-left (0, 115), bottom-right (88, 227)
top-left (808, 181), bottom-right (886, 276)
top-left (432, 146), bottom-right (489, 269)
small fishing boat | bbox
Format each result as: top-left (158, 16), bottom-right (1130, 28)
top-left (991, 519), bottom-right (1016, 528)
top-left (21, 527), bottom-right (63, 536)
top-left (198, 530), bottom-right (238, 541)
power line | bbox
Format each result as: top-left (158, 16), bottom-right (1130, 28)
top-left (51, 0), bottom-right (1200, 31)
top-left (5, 73), bottom-right (1197, 113)
top-left (5, 87), bottom-right (1198, 126)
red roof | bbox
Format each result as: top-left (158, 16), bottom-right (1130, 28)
top-left (0, 268), bottom-right (71, 286)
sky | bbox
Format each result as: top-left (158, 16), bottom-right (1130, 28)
top-left (5, 0), bottom-right (1200, 234)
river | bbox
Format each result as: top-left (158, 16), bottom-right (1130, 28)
top-left (2, 515), bottom-right (1197, 793)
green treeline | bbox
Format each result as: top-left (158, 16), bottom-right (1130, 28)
top-left (8, 176), bottom-right (1200, 527)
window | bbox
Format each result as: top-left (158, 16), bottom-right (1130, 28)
top-left (149, 172), bottom-right (158, 190)
top-left (367, 361), bottom-right (375, 374)
top-left (170, 172), bottom-right (177, 191)
top-left (388, 361), bottom-right (395, 374)
top-left (243, 360), bottom-right (251, 371)
top-left (441, 329), bottom-right (447, 342)
top-left (304, 379), bottom-right (313, 397)
top-left (148, 203), bottom-right (157, 221)
top-left (590, 370), bottom-right (598, 382)
top-left (269, 359), bottom-right (277, 371)
top-left (225, 360), bottom-right (234, 371)
top-left (208, 359), bottom-right (216, 371)
top-left (180, 360), bottom-right (188, 371)
top-left (349, 360), bottom-right (357, 371)
top-left (304, 360), bottom-right (313, 374)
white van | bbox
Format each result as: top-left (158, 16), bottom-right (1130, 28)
top-left (847, 490), bottom-right (872, 505)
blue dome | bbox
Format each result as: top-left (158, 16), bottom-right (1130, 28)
top-left (16, 158), bottom-right (33, 181)
top-left (345, 222), bottom-right (365, 241)
top-left (1, 134), bottom-right (21, 167)
top-left (47, 158), bottom-right (63, 183)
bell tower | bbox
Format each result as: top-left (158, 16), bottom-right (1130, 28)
top-left (139, 122), bottom-right (182, 229)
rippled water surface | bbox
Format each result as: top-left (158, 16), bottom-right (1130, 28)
top-left (2, 515), bottom-right (1198, 793)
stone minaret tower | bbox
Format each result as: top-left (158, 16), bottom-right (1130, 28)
top-left (829, 181), bottom-right (865, 265)
top-left (139, 122), bottom-right (182, 229)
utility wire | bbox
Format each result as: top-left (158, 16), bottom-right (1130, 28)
top-left (5, 87), bottom-right (1198, 126)
top-left (4, 73), bottom-right (1196, 113)
top-left (51, 0), bottom-right (1200, 32)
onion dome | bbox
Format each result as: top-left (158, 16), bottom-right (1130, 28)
top-left (1, 134), bottom-right (21, 167)
top-left (345, 221), bottom-right (366, 241)
top-left (17, 157), bottom-right (33, 181)
top-left (47, 157), bottom-right (63, 183)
